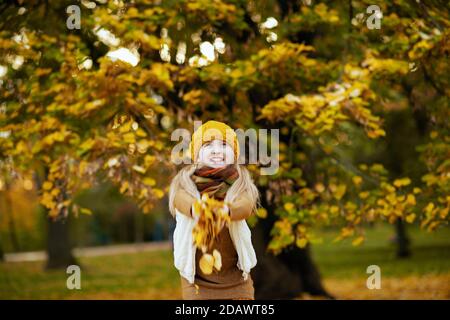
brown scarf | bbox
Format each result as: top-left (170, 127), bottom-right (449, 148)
top-left (191, 164), bottom-right (239, 200)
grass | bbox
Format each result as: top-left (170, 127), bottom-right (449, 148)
top-left (309, 223), bottom-right (450, 299)
top-left (0, 250), bottom-right (180, 299)
top-left (312, 223), bottom-right (450, 278)
top-left (0, 223), bottom-right (449, 299)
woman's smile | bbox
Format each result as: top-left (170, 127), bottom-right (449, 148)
top-left (209, 156), bottom-right (225, 163)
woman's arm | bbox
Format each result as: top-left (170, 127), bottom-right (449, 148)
top-left (174, 188), bottom-right (255, 220)
top-left (173, 188), bottom-right (196, 218)
top-left (229, 190), bottom-right (255, 221)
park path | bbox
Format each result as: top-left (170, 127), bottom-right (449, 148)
top-left (3, 241), bottom-right (172, 262)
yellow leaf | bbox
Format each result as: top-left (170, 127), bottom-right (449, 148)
top-left (406, 194), bottom-right (416, 206)
top-left (136, 129), bottom-right (147, 138)
top-left (143, 177), bottom-right (156, 187)
top-left (122, 132), bottom-right (136, 143)
top-left (315, 183), bottom-right (325, 193)
top-left (297, 224), bottom-right (307, 234)
top-left (341, 227), bottom-right (354, 237)
top-left (296, 238), bottom-right (308, 248)
top-left (359, 191), bottom-right (369, 199)
top-left (153, 188), bottom-right (164, 199)
top-left (43, 181), bottom-right (53, 190)
top-left (284, 202), bottom-right (295, 212)
top-left (256, 207), bottom-right (268, 218)
top-left (199, 253), bottom-right (214, 275)
top-left (430, 131), bottom-right (438, 139)
top-left (333, 184), bottom-right (347, 200)
top-left (212, 249), bottom-right (222, 271)
top-left (80, 207), bottom-right (92, 215)
top-left (136, 139), bottom-right (149, 153)
top-left (120, 181), bottom-right (129, 194)
top-left (132, 165), bottom-right (146, 174)
top-left (386, 193), bottom-right (397, 205)
top-left (329, 206), bottom-right (339, 214)
top-left (424, 202), bottom-right (435, 214)
top-left (352, 176), bottom-right (363, 186)
top-left (352, 236), bottom-right (364, 246)
top-left (405, 213), bottom-right (416, 223)
top-left (393, 177), bottom-right (411, 188)
top-left (194, 284), bottom-right (199, 295)
top-left (439, 208), bottom-right (449, 219)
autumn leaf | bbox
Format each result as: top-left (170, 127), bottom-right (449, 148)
top-left (393, 177), bottom-right (412, 188)
top-left (212, 249), bottom-right (222, 271)
top-left (296, 237), bottom-right (308, 248)
top-left (352, 236), bottom-right (365, 246)
top-left (199, 253), bottom-right (214, 275)
top-left (256, 207), bottom-right (268, 218)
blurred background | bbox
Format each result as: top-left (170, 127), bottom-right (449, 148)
top-left (0, 0), bottom-right (449, 299)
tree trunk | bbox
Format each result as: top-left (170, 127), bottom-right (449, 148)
top-left (0, 239), bottom-right (4, 261)
top-left (233, 1), bottom-right (331, 297)
top-left (134, 209), bottom-right (144, 243)
top-left (251, 187), bottom-right (332, 299)
top-left (4, 183), bottom-right (20, 252)
top-left (385, 110), bottom-right (414, 259)
top-left (46, 215), bottom-right (77, 269)
top-left (33, 170), bottom-right (77, 270)
top-left (395, 218), bottom-right (411, 258)
top-left (252, 223), bottom-right (332, 299)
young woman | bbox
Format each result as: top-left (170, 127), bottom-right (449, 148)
top-left (168, 120), bottom-right (259, 300)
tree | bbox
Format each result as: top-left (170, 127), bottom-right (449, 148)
top-left (0, 238), bottom-right (4, 261)
top-left (0, 0), bottom-right (448, 295)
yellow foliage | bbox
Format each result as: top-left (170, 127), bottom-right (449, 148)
top-left (406, 213), bottom-right (416, 223)
top-left (296, 237), bottom-right (308, 248)
top-left (284, 202), bottom-right (295, 212)
top-left (256, 207), bottom-right (268, 218)
top-left (393, 177), bottom-right (412, 187)
top-left (192, 194), bottom-right (230, 252)
top-left (352, 176), bottom-right (363, 186)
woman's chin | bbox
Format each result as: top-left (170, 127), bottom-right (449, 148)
top-left (212, 164), bottom-right (226, 168)
top-left (206, 161), bottom-right (226, 168)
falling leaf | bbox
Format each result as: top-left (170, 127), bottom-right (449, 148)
top-left (212, 249), bottom-right (222, 271)
top-left (199, 253), bottom-right (214, 275)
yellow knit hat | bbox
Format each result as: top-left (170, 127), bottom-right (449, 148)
top-left (189, 120), bottom-right (240, 162)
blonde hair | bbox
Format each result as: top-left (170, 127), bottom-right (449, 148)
top-left (168, 163), bottom-right (260, 218)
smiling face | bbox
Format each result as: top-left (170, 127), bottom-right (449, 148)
top-left (197, 139), bottom-right (235, 168)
